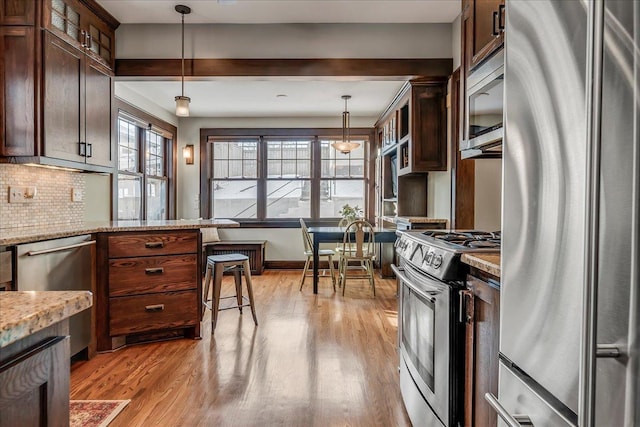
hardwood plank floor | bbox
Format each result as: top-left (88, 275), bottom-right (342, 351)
top-left (70, 271), bottom-right (411, 427)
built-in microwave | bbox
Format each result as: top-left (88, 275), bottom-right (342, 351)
top-left (461, 48), bottom-right (504, 159)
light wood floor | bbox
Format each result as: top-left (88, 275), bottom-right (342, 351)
top-left (70, 270), bottom-right (411, 427)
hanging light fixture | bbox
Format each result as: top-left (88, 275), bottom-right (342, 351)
top-left (175, 5), bottom-right (191, 117)
top-left (331, 95), bottom-right (360, 154)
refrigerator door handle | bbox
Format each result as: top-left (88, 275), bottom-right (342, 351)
top-left (485, 393), bottom-right (534, 426)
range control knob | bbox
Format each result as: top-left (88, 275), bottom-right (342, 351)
top-left (432, 254), bottom-right (443, 269)
top-left (424, 251), bottom-right (434, 265)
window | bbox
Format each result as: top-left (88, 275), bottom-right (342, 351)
top-left (211, 139), bottom-right (259, 219)
top-left (266, 139), bottom-right (311, 218)
top-left (320, 138), bottom-right (365, 218)
top-left (203, 129), bottom-right (372, 222)
top-left (115, 102), bottom-right (176, 221)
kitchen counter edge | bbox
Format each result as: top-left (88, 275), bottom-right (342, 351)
top-left (461, 252), bottom-right (501, 279)
top-left (0, 290), bottom-right (93, 348)
top-left (0, 219), bottom-right (240, 246)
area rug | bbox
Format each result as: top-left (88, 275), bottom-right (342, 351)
top-left (70, 400), bottom-right (130, 427)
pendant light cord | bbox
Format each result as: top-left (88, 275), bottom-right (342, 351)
top-left (181, 12), bottom-right (185, 97)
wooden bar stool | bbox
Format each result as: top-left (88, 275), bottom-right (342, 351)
top-left (202, 253), bottom-right (258, 332)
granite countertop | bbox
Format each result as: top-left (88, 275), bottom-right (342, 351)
top-left (0, 219), bottom-right (239, 245)
top-left (0, 291), bottom-right (93, 348)
top-left (395, 217), bottom-right (449, 224)
top-left (461, 252), bottom-right (501, 278)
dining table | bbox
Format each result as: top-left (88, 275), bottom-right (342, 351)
top-left (307, 226), bottom-right (398, 294)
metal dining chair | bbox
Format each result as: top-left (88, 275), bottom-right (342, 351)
top-left (299, 218), bottom-right (336, 292)
top-left (337, 219), bottom-right (376, 296)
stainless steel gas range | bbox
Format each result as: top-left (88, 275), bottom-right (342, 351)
top-left (392, 230), bottom-right (500, 427)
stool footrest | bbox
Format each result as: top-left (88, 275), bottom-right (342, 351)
top-left (218, 303), bottom-right (253, 311)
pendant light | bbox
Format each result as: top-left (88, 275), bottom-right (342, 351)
top-left (331, 95), bottom-right (360, 154)
top-left (175, 5), bottom-right (191, 117)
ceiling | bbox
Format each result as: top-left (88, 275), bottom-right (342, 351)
top-left (101, 1), bottom-right (460, 120)
top-left (96, 0), bottom-right (461, 24)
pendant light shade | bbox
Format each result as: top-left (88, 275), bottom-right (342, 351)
top-left (175, 5), bottom-right (191, 117)
top-left (331, 95), bottom-right (360, 154)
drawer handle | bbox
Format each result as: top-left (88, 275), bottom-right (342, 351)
top-left (145, 242), bottom-right (164, 249)
top-left (145, 304), bottom-right (165, 312)
top-left (145, 267), bottom-right (164, 275)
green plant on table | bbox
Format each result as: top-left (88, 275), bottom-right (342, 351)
top-left (339, 204), bottom-right (363, 223)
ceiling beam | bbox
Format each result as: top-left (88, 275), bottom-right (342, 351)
top-left (115, 58), bottom-right (452, 79)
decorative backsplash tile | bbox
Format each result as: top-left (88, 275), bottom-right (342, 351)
top-left (0, 164), bottom-right (85, 230)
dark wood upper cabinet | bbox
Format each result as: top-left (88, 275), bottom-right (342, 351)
top-left (0, 26), bottom-right (36, 156)
top-left (43, 31), bottom-right (85, 163)
top-left (42, 0), bottom-right (117, 70)
top-left (463, 270), bottom-right (500, 427)
top-left (0, 0), bottom-right (117, 170)
top-left (43, 31), bottom-right (113, 168)
top-left (375, 78), bottom-right (447, 228)
top-left (378, 78), bottom-right (448, 176)
top-left (0, 0), bottom-right (36, 25)
top-left (84, 58), bottom-right (113, 167)
top-left (463, 0), bottom-right (505, 72)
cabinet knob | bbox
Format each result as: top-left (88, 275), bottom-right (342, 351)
top-left (145, 304), bottom-right (165, 312)
top-left (144, 267), bottom-right (164, 275)
top-left (492, 11), bottom-right (500, 36)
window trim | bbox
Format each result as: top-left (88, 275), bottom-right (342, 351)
top-left (113, 98), bottom-right (177, 220)
top-left (200, 127), bottom-right (376, 225)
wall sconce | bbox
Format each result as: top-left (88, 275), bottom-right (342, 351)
top-left (183, 144), bottom-right (194, 164)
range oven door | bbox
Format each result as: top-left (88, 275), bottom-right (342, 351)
top-left (393, 263), bottom-right (452, 427)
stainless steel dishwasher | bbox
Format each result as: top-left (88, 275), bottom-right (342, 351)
top-left (16, 234), bottom-right (95, 357)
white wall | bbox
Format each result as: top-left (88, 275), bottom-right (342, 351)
top-left (83, 173), bottom-right (111, 221)
top-left (452, 14), bottom-right (462, 70)
top-left (474, 159), bottom-right (502, 231)
top-left (114, 85), bottom-right (179, 127)
top-left (116, 23), bottom-right (452, 59)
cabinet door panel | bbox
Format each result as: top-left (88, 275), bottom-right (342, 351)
top-left (43, 32), bottom-right (84, 163)
top-left (0, 26), bottom-right (35, 156)
top-left (0, 336), bottom-right (69, 427)
top-left (0, 0), bottom-right (35, 25)
top-left (412, 83), bottom-right (447, 171)
top-left (85, 60), bottom-right (112, 167)
top-left (465, 274), bottom-right (500, 427)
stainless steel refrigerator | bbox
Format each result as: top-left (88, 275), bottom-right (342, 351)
top-left (491, 0), bottom-right (639, 426)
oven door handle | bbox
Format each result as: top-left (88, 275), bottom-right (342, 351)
top-left (391, 264), bottom-right (437, 304)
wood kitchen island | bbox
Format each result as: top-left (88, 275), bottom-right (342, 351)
top-left (0, 291), bottom-right (93, 426)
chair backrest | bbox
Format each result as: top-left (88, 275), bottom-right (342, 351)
top-left (300, 218), bottom-right (313, 253)
top-left (342, 219), bottom-right (375, 257)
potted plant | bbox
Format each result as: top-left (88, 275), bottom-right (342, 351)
top-left (339, 204), bottom-right (363, 224)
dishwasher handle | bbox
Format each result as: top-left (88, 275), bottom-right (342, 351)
top-left (26, 240), bottom-right (95, 256)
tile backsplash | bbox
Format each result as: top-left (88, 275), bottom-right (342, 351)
top-left (0, 164), bottom-right (85, 229)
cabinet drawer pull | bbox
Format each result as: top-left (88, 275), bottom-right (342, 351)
top-left (145, 304), bottom-right (165, 312)
top-left (144, 267), bottom-right (164, 275)
top-left (145, 242), bottom-right (164, 249)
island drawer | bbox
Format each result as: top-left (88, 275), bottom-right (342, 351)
top-left (109, 290), bottom-right (198, 336)
top-left (108, 231), bottom-right (197, 258)
top-left (108, 254), bottom-right (198, 297)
